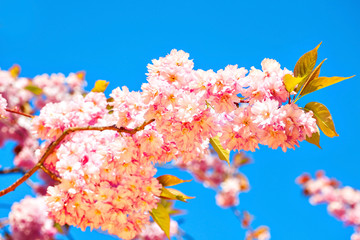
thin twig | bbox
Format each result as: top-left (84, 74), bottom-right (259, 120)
top-left (0, 119), bottom-right (155, 197)
top-left (0, 167), bottom-right (24, 175)
top-left (230, 206), bottom-right (254, 235)
top-left (234, 99), bottom-right (249, 107)
top-left (5, 108), bottom-right (33, 118)
top-left (230, 206), bottom-right (242, 222)
top-left (66, 231), bottom-right (75, 240)
top-left (178, 228), bottom-right (195, 240)
top-left (0, 219), bottom-right (12, 240)
top-left (39, 164), bottom-right (61, 182)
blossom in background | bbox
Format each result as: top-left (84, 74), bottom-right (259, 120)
top-left (136, 219), bottom-right (178, 240)
top-left (0, 94), bottom-right (7, 118)
top-left (297, 171), bottom-right (360, 239)
top-left (8, 196), bottom-right (57, 240)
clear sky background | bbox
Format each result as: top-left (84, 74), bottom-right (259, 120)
top-left (0, 0), bottom-right (359, 239)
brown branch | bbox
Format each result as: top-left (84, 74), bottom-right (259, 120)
top-left (0, 167), bottom-right (24, 174)
top-left (234, 99), bottom-right (249, 107)
top-left (230, 206), bottom-right (242, 222)
top-left (0, 219), bottom-right (12, 240)
top-left (5, 108), bottom-right (34, 118)
top-left (39, 164), bottom-right (61, 182)
top-left (0, 119), bottom-right (155, 197)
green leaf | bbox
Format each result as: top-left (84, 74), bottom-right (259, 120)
top-left (168, 209), bottom-right (185, 216)
top-left (305, 130), bottom-right (321, 149)
top-left (157, 174), bottom-right (191, 187)
top-left (283, 74), bottom-right (305, 93)
top-left (53, 223), bottom-right (64, 234)
top-left (167, 188), bottom-right (195, 202)
top-left (160, 187), bottom-right (194, 202)
top-left (160, 187), bottom-right (179, 201)
top-left (150, 203), bottom-right (170, 239)
top-left (210, 136), bottom-right (230, 164)
top-left (294, 58), bottom-right (326, 94)
top-left (91, 80), bottom-right (109, 92)
top-left (75, 71), bottom-right (86, 80)
top-left (159, 199), bottom-right (185, 216)
top-left (9, 64), bottom-right (21, 78)
top-left (304, 102), bottom-right (338, 138)
top-left (294, 42), bottom-right (322, 78)
top-left (297, 59), bottom-right (326, 96)
top-left (300, 75), bottom-right (355, 97)
top-left (24, 84), bottom-right (43, 95)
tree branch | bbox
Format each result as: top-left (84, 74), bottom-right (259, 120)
top-left (5, 108), bottom-right (34, 118)
top-left (0, 167), bottom-right (24, 175)
top-left (0, 219), bottom-right (12, 240)
top-left (230, 206), bottom-right (242, 222)
top-left (0, 119), bottom-right (155, 197)
top-left (39, 164), bottom-right (61, 182)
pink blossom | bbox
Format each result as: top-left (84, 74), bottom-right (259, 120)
top-left (66, 72), bottom-right (87, 91)
top-left (137, 219), bottom-right (178, 240)
top-left (14, 138), bottom-right (39, 170)
top-left (45, 131), bottom-right (162, 239)
top-left (216, 190), bottom-right (239, 208)
top-left (352, 232), bottom-right (360, 240)
top-left (9, 196), bottom-right (57, 240)
top-left (0, 94), bottom-right (7, 118)
top-left (32, 92), bottom-right (108, 141)
top-left (13, 49), bottom-right (328, 239)
top-left (298, 172), bottom-right (360, 238)
top-left (243, 58), bottom-right (291, 104)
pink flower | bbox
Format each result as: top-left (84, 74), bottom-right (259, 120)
top-left (9, 196), bottom-right (57, 240)
top-left (14, 138), bottom-right (39, 170)
top-left (32, 92), bottom-right (108, 141)
top-left (137, 219), bottom-right (178, 240)
top-left (243, 58), bottom-right (291, 104)
top-left (45, 131), bottom-right (162, 240)
top-left (0, 94), bottom-right (7, 118)
top-left (352, 232), bottom-right (360, 240)
top-left (216, 190), bottom-right (239, 208)
top-left (298, 172), bottom-right (360, 238)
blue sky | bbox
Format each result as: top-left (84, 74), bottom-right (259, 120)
top-left (0, 0), bottom-right (360, 239)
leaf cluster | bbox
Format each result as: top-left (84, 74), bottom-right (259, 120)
top-left (284, 43), bottom-right (354, 148)
top-left (151, 175), bottom-right (193, 239)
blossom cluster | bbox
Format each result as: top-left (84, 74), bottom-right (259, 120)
top-left (177, 151), bottom-right (271, 240)
top-left (8, 196), bottom-right (57, 240)
top-left (108, 50), bottom-right (317, 167)
top-left (32, 71), bottom-right (85, 108)
top-left (176, 151), bottom-right (250, 208)
top-left (46, 132), bottom-right (161, 239)
top-left (136, 219), bottom-right (178, 240)
top-left (0, 66), bottom-right (32, 108)
top-left (297, 171), bottom-right (360, 240)
top-left (27, 49), bottom-right (319, 238)
top-left (245, 225), bottom-right (271, 240)
top-left (0, 66), bottom-right (86, 169)
top-left (0, 49), bottom-right (321, 239)
top-left (0, 94), bottom-right (7, 118)
top-left (0, 66), bottom-right (33, 149)
top-left (30, 92), bottom-right (161, 239)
